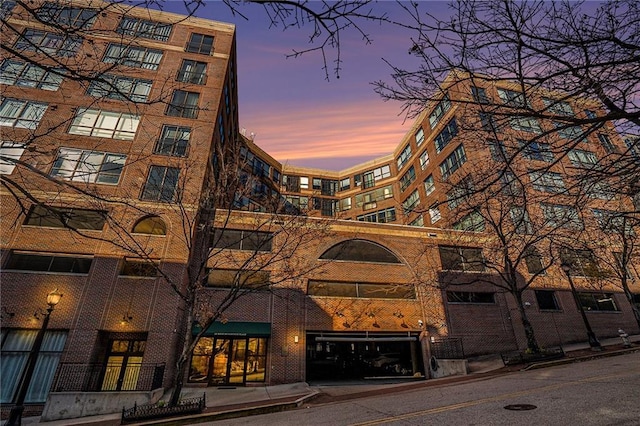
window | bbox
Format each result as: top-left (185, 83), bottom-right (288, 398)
top-left (357, 207), bottom-right (396, 224)
top-left (212, 229), bottom-right (273, 252)
top-left (132, 216), bottom-right (166, 235)
top-left (0, 98), bottom-right (47, 129)
top-left (415, 127), bottom-right (425, 146)
top-left (479, 112), bottom-right (497, 132)
top-left (592, 209), bottom-right (630, 234)
top-left (166, 90), bottom-right (200, 118)
top-left (585, 109), bottom-right (597, 119)
top-left (577, 292), bottom-right (618, 312)
top-left (176, 60), bottom-right (207, 85)
top-left (339, 197), bottom-right (351, 211)
top-left (439, 144), bottom-right (467, 179)
top-left (402, 190), bottom-right (420, 213)
top-left (568, 149), bottom-right (598, 168)
top-left (399, 166), bottom-right (416, 191)
top-left (419, 150), bottom-right (430, 170)
top-left (206, 269), bottom-right (270, 289)
top-left (0, 60), bottom-right (63, 91)
top-left (535, 290), bottom-right (560, 310)
top-left (428, 203), bottom-right (441, 224)
top-left (542, 204), bottom-right (582, 229)
top-left (396, 144), bottom-right (412, 170)
top-left (320, 239), bottom-right (401, 263)
top-left (120, 259), bottom-right (157, 277)
top-left (24, 205), bottom-right (107, 230)
top-left (447, 178), bottom-right (473, 209)
top-left (598, 133), bottom-right (618, 153)
top-left (50, 148), bottom-right (125, 184)
top-left (447, 291), bottom-right (494, 304)
top-left (186, 33), bottom-right (214, 55)
top-left (0, 330), bottom-right (67, 404)
top-left (488, 139), bottom-right (508, 162)
top-left (35, 3), bottom-right (97, 28)
top-left (424, 175), bottom-right (435, 195)
top-left (584, 180), bottom-right (613, 200)
top-left (117, 17), bottom-right (172, 41)
top-left (524, 247), bottom-right (544, 274)
top-left (439, 246), bottom-right (485, 272)
top-left (560, 248), bottom-right (599, 277)
top-left (501, 171), bottom-right (521, 196)
top-left (624, 138), bottom-right (640, 159)
top-left (429, 95), bottom-right (451, 129)
top-left (613, 252), bottom-right (636, 280)
top-left (542, 98), bottom-right (573, 116)
top-left (434, 118), bottom-right (458, 153)
top-left (300, 176), bottom-right (309, 189)
top-left (529, 170), bottom-right (565, 193)
top-left (520, 140), bottom-right (554, 162)
top-left (0, 0), bottom-right (15, 19)
top-left (154, 125), bottom-right (190, 157)
top-left (554, 122), bottom-right (583, 140)
top-left (409, 215), bottom-right (424, 227)
top-left (339, 177), bottom-right (350, 191)
top-left (497, 88), bottom-right (528, 108)
top-left (313, 197), bottom-right (337, 217)
top-left (140, 166), bottom-right (180, 202)
top-left (312, 178), bottom-right (322, 190)
top-left (5, 252), bottom-right (92, 273)
top-left (510, 117), bottom-right (542, 133)
top-left (453, 211), bottom-right (485, 231)
top-left (471, 86), bottom-right (489, 103)
top-left (14, 29), bottom-right (81, 57)
top-left (87, 75), bottom-right (152, 102)
top-left (103, 44), bottom-right (163, 70)
top-left (68, 109), bottom-right (140, 140)
top-left (510, 206), bottom-right (533, 234)
top-left (308, 280), bottom-right (415, 299)
top-left (0, 142), bottom-right (25, 175)
top-left (355, 185), bottom-right (393, 208)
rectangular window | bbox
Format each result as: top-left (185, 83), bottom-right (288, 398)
top-left (176, 60), bottom-right (207, 85)
top-left (568, 149), bottom-right (598, 167)
top-left (312, 178), bottom-right (322, 190)
top-left (35, 4), bottom-right (97, 28)
top-left (339, 177), bottom-right (350, 191)
top-left (510, 206), bottom-right (533, 234)
top-left (510, 117), bottom-right (542, 133)
top-left (117, 17), bottom-right (172, 41)
top-left (488, 139), bottom-right (508, 162)
top-left (300, 176), bottom-right (309, 189)
top-left (308, 280), bottom-right (415, 299)
top-left (447, 291), bottom-right (494, 304)
top-left (428, 203), bottom-right (441, 224)
top-left (439, 144), bottom-right (466, 179)
top-left (542, 98), bottom-right (574, 116)
top-left (415, 127), bottom-right (425, 146)
top-left (154, 125), bottom-right (190, 157)
top-left (68, 109), bottom-right (140, 140)
top-left (0, 98), bottom-right (47, 129)
top-left (24, 205), bottom-right (107, 230)
top-left (577, 292), bottom-right (618, 312)
top-left (554, 122), bottom-right (583, 140)
top-left (87, 75), bottom-right (152, 102)
top-left (355, 185), bottom-right (393, 208)
top-left (206, 269), bottom-right (270, 289)
top-left (535, 290), bottom-right (560, 310)
top-left (120, 259), bottom-right (157, 277)
top-left (51, 148), bottom-right (125, 184)
top-left (424, 175), bottom-right (435, 195)
top-left (283, 175), bottom-right (300, 192)
top-left (524, 247), bottom-right (544, 274)
top-left (103, 44), bottom-right (163, 70)
top-left (402, 189), bottom-right (420, 213)
top-left (520, 140), bottom-right (554, 162)
top-left (419, 150), bottom-right (430, 170)
top-left (447, 178), bottom-right (473, 209)
top-left (439, 246), bottom-right (485, 272)
top-left (529, 170), bottom-right (566, 193)
top-left (212, 228), bottom-right (273, 252)
top-left (339, 197), bottom-right (351, 211)
top-left (592, 209), bottom-right (629, 233)
top-left (0, 330), bottom-right (67, 403)
top-left (399, 166), bottom-right (416, 191)
top-left (497, 88), bottom-right (528, 108)
top-left (409, 215), bottom-right (424, 227)
top-left (166, 90), bottom-right (200, 119)
top-left (0, 142), bottom-right (25, 175)
top-left (0, 60), bottom-right (63, 91)
top-left (5, 252), bottom-right (92, 273)
top-left (0, 1), bottom-right (15, 19)
top-left (357, 207), bottom-right (396, 224)
top-left (396, 144), bottom-right (412, 171)
top-left (471, 86), bottom-right (489, 103)
top-left (542, 203), bottom-right (582, 229)
top-left (429, 95), bottom-right (451, 129)
top-left (434, 118), bottom-right (458, 153)
top-left (186, 33), bottom-right (214, 55)
top-left (598, 133), bottom-right (618, 153)
top-left (14, 29), bottom-right (81, 57)
top-left (453, 210), bottom-right (485, 232)
top-left (479, 112), bottom-right (497, 132)
top-left (560, 248), bottom-right (599, 277)
top-left (140, 166), bottom-right (180, 202)
top-left (584, 180), bottom-right (613, 200)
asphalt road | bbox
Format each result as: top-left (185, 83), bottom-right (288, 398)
top-left (210, 352), bottom-right (640, 426)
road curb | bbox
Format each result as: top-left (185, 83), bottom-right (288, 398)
top-left (522, 346), bottom-right (639, 371)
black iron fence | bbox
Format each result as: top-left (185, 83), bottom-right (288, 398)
top-left (52, 363), bottom-right (165, 392)
top-left (429, 337), bottom-right (465, 359)
top-left (121, 393), bottom-right (206, 424)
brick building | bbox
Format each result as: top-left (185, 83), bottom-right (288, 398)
top-left (1, 0), bottom-right (639, 422)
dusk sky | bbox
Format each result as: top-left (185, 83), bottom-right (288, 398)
top-left (164, 1), bottom-right (449, 171)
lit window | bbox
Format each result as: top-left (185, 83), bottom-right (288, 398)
top-left (154, 125), bottom-right (190, 157)
top-left (14, 29), bottom-right (81, 57)
top-left (117, 17), bottom-right (172, 41)
top-left (87, 75), bottom-right (152, 102)
top-left (300, 176), bottom-right (309, 189)
top-left (415, 127), bottom-right (425, 146)
top-left (68, 109), bottom-right (140, 140)
top-left (0, 60), bottom-right (63, 91)
top-left (0, 98), bottom-right (47, 129)
top-left (132, 216), bottom-right (166, 235)
top-left (166, 90), bottom-right (200, 118)
top-left (0, 142), bottom-right (25, 174)
top-left (141, 166), bottom-right (180, 202)
top-left (186, 33), bottom-right (214, 55)
top-left (51, 148), bottom-right (126, 184)
top-left (103, 44), bottom-right (163, 70)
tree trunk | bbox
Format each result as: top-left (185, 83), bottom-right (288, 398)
top-left (514, 291), bottom-right (541, 353)
top-left (169, 290), bottom-right (196, 407)
top-left (621, 280), bottom-right (640, 331)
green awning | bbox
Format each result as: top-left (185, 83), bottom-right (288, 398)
top-left (192, 321), bottom-right (271, 337)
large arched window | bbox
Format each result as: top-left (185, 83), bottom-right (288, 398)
top-left (319, 239), bottom-right (401, 264)
top-left (132, 215), bottom-right (166, 235)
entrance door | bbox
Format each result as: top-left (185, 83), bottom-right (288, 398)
top-left (209, 338), bottom-right (249, 385)
top-left (101, 339), bottom-right (145, 391)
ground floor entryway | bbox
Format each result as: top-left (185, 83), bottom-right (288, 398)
top-left (306, 332), bottom-right (423, 381)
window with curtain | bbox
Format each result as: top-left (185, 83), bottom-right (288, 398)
top-left (51, 148), bottom-right (126, 184)
top-left (117, 17), bottom-right (172, 41)
top-left (87, 75), bottom-right (152, 102)
top-left (68, 109), bottom-right (140, 140)
top-left (176, 60), bottom-right (207, 85)
top-left (166, 90), bottom-right (200, 119)
top-left (0, 330), bottom-right (67, 403)
top-left (103, 44), bottom-right (163, 70)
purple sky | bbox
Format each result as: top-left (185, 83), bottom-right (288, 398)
top-left (165, 1), bottom-right (450, 170)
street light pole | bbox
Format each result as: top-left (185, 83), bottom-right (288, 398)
top-left (560, 264), bottom-right (602, 351)
top-left (7, 289), bottom-right (63, 426)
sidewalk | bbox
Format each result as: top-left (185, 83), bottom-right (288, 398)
top-left (9, 333), bottom-right (639, 425)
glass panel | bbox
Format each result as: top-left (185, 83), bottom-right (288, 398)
top-left (228, 339), bottom-right (246, 384)
top-left (101, 356), bottom-right (123, 391)
top-left (189, 337), bottom-right (213, 382)
top-left (121, 357), bottom-right (142, 390)
top-left (210, 339), bottom-right (230, 385)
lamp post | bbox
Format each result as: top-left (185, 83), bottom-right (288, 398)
top-left (560, 264), bottom-right (602, 351)
top-left (7, 289), bottom-right (63, 426)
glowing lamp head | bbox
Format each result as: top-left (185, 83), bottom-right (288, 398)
top-left (46, 289), bottom-right (63, 308)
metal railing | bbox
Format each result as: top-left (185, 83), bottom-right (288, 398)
top-left (121, 393), bottom-right (205, 424)
top-left (52, 362), bottom-right (165, 392)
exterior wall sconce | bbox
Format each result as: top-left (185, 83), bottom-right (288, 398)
top-left (294, 335), bottom-right (299, 344)
top-left (121, 312), bottom-right (133, 325)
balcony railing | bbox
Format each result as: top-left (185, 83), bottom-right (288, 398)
top-left (51, 362), bottom-right (165, 392)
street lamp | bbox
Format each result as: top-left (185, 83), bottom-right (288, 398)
top-left (7, 289), bottom-right (63, 426)
top-left (560, 264), bottom-right (602, 351)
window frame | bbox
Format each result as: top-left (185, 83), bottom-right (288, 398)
top-left (0, 98), bottom-right (48, 129)
top-left (154, 125), bottom-right (191, 157)
top-left (185, 33), bottom-right (214, 55)
top-left (0, 60), bottom-right (63, 91)
top-left (140, 165), bottom-right (181, 203)
top-left (68, 108), bottom-right (140, 140)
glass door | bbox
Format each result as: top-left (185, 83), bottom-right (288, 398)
top-left (209, 338), bottom-right (230, 385)
top-left (101, 340), bottom-right (145, 391)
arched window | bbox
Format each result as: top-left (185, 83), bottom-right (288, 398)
top-left (319, 239), bottom-right (401, 264)
top-left (132, 216), bottom-right (166, 235)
